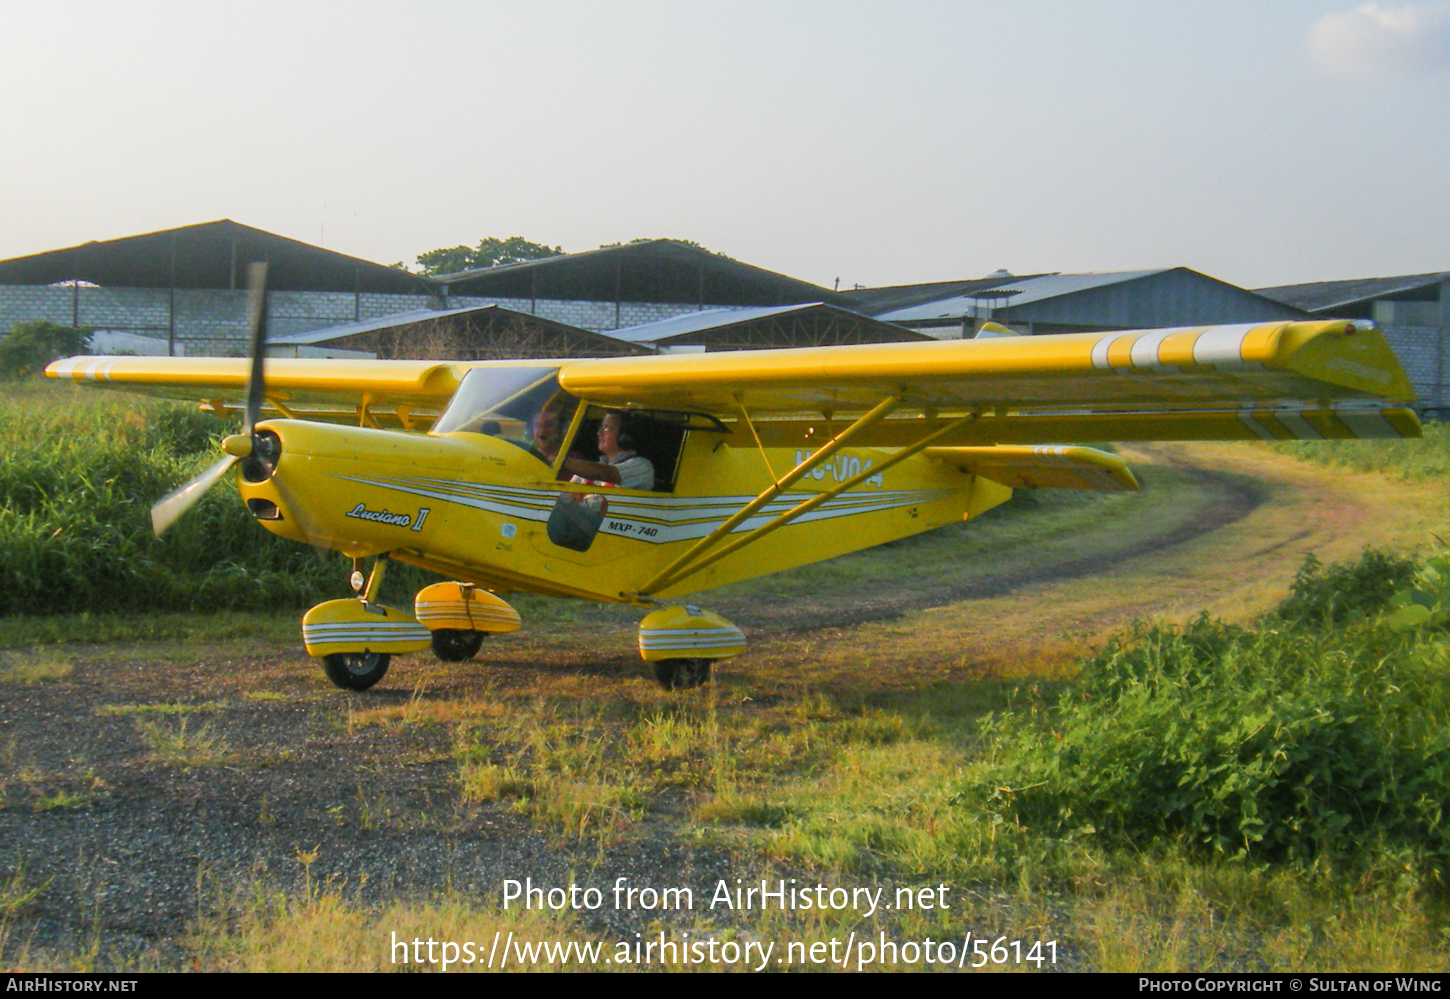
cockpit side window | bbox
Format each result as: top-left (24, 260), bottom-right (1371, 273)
top-left (553, 405), bottom-right (691, 493)
top-left (432, 367), bottom-right (576, 463)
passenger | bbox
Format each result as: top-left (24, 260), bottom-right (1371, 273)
top-left (562, 411), bottom-right (654, 490)
top-left (531, 401), bottom-right (566, 464)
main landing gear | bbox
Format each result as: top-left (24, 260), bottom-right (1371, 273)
top-left (414, 581), bottom-right (520, 662)
top-left (430, 628), bottom-right (486, 663)
top-left (302, 558), bottom-right (747, 694)
top-left (637, 605), bottom-right (746, 692)
top-left (651, 657), bottom-right (713, 691)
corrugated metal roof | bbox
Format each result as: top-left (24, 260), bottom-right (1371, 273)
top-left (267, 306), bottom-right (493, 346)
top-left (433, 239), bottom-right (846, 308)
top-left (0, 219), bottom-right (433, 295)
top-left (878, 270), bottom-right (1167, 323)
top-left (606, 304), bottom-right (827, 343)
top-left (1256, 273), bottom-right (1449, 314)
top-left (841, 273), bottom-right (1050, 316)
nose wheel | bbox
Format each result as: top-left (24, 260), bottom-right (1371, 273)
top-left (322, 651), bottom-right (392, 691)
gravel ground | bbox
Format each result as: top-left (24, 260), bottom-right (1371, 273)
top-left (0, 644), bottom-right (755, 967)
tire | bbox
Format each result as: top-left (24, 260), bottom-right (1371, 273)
top-left (321, 651), bottom-right (391, 691)
top-left (651, 657), bottom-right (712, 691)
top-left (431, 628), bottom-right (486, 663)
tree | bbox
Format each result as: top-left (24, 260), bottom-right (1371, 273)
top-left (598, 238), bottom-right (724, 256)
top-left (0, 320), bottom-right (91, 380)
top-left (414, 237), bottom-right (564, 276)
top-left (594, 237), bottom-right (730, 259)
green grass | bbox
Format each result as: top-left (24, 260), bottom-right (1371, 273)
top-left (0, 378), bottom-right (445, 618)
top-left (95, 701), bottom-right (227, 717)
top-left (11, 547), bottom-right (1450, 970)
top-left (32, 789), bottom-right (99, 811)
top-left (0, 649), bottom-right (73, 683)
top-left (1277, 418), bottom-right (1450, 481)
top-left (956, 551), bottom-right (1450, 883)
top-left (0, 379), bottom-right (337, 614)
top-left (438, 549), bottom-right (1450, 970)
top-left (133, 717), bottom-right (235, 767)
top-left (700, 486), bottom-right (1134, 607)
top-left (0, 610), bottom-right (305, 649)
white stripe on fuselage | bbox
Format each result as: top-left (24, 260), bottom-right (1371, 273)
top-left (330, 474), bottom-right (949, 545)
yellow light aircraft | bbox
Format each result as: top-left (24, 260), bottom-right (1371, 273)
top-left (46, 279), bottom-right (1420, 691)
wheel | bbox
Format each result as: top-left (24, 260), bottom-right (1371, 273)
top-left (651, 657), bottom-right (712, 691)
top-left (431, 628), bottom-right (485, 662)
top-left (321, 651), bottom-right (391, 690)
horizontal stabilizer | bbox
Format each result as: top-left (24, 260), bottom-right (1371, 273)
top-left (927, 445), bottom-right (1139, 491)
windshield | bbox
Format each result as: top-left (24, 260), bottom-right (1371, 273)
top-left (432, 367), bottom-right (577, 461)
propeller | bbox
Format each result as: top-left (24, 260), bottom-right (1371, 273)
top-left (150, 262), bottom-right (269, 537)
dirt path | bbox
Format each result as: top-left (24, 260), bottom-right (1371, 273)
top-left (708, 442), bottom-right (1266, 633)
top-left (774, 442), bottom-right (1447, 685)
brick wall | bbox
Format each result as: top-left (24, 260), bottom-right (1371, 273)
top-left (443, 294), bottom-right (699, 331)
top-left (0, 285), bottom-right (72, 327)
top-left (1, 283), bottom-right (711, 352)
top-left (1383, 325), bottom-right (1449, 411)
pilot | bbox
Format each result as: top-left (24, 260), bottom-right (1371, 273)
top-left (562, 411), bottom-right (654, 490)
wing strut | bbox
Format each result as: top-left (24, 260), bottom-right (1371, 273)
top-left (635, 394), bottom-right (919, 597)
top-left (735, 393), bottom-right (782, 485)
top-left (635, 394), bottom-right (901, 595)
top-left (636, 410), bottom-right (984, 596)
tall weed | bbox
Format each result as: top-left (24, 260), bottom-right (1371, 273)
top-left (0, 382), bottom-right (430, 615)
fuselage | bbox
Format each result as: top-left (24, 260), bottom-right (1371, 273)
top-left (237, 418), bottom-right (1011, 602)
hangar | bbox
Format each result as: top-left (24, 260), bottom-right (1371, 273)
top-left (1258, 272), bottom-right (1449, 413)
top-left (843, 268), bottom-right (1310, 337)
top-left (597, 303), bottom-right (930, 353)
top-left (276, 300), bottom-right (929, 358)
top-left (6, 221), bottom-right (1425, 387)
top-left (0, 221), bottom-right (852, 356)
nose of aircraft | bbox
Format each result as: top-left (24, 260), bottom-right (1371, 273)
top-left (233, 418), bottom-right (470, 556)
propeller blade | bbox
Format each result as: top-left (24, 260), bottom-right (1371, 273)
top-left (150, 453), bottom-right (240, 538)
top-left (151, 263), bottom-right (267, 538)
top-left (242, 261), bottom-right (268, 434)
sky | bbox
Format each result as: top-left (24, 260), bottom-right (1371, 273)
top-left (0, 1), bottom-right (1447, 291)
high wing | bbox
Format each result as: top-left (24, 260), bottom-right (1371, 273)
top-left (557, 320), bottom-right (1420, 446)
top-left (47, 319), bottom-right (1419, 444)
top-left (45, 355), bottom-right (487, 430)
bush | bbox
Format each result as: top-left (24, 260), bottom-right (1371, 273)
top-left (0, 320), bottom-right (91, 379)
top-left (962, 576), bottom-right (1450, 877)
top-left (1274, 549), bottom-right (1418, 627)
